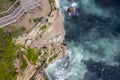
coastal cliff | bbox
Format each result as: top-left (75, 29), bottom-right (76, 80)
top-left (13, 0), bottom-right (67, 80)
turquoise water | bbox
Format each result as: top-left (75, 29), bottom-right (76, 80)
top-left (46, 0), bottom-right (120, 80)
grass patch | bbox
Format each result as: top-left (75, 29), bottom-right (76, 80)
top-left (40, 25), bottom-right (46, 30)
top-left (37, 48), bottom-right (42, 56)
top-left (33, 18), bottom-right (42, 23)
top-left (17, 50), bottom-right (27, 70)
top-left (48, 54), bottom-right (58, 62)
top-left (21, 26), bottom-right (26, 32)
top-left (26, 47), bottom-right (38, 64)
top-left (21, 55), bottom-right (27, 70)
top-left (53, 5), bottom-right (57, 10)
top-left (10, 26), bottom-right (26, 38)
top-left (44, 51), bottom-right (48, 55)
top-left (53, 54), bottom-right (58, 59)
top-left (0, 28), bottom-right (17, 80)
top-left (0, 25), bottom-right (27, 79)
top-left (48, 57), bottom-right (52, 62)
top-left (50, 0), bottom-right (55, 3)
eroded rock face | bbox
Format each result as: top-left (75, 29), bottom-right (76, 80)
top-left (15, 43), bottom-right (67, 80)
top-left (14, 0), bottom-right (67, 80)
top-left (67, 1), bottom-right (78, 16)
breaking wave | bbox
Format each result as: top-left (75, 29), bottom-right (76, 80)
top-left (46, 0), bottom-right (120, 80)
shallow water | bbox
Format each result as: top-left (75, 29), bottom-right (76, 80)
top-left (46, 0), bottom-right (120, 80)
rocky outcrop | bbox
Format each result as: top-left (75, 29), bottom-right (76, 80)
top-left (14, 0), bottom-right (67, 80)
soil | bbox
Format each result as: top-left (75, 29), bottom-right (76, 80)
top-left (14, 0), bottom-right (51, 33)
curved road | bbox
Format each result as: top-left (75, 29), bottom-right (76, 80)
top-left (0, 0), bottom-right (41, 28)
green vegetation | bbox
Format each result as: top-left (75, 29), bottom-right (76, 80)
top-left (37, 48), bottom-right (42, 56)
top-left (0, 25), bottom-right (27, 79)
top-left (16, 49), bottom-right (28, 70)
top-left (53, 54), bottom-right (58, 59)
top-left (48, 57), bottom-right (53, 62)
top-left (0, 28), bottom-right (17, 80)
top-left (48, 54), bottom-right (58, 62)
top-left (50, 0), bottom-right (55, 3)
top-left (21, 26), bottom-right (26, 32)
top-left (53, 5), bottom-right (57, 10)
top-left (33, 18), bottom-right (42, 23)
top-left (26, 47), bottom-right (38, 64)
top-left (40, 25), bottom-right (46, 30)
top-left (44, 50), bottom-right (48, 55)
top-left (0, 0), bottom-right (16, 12)
top-left (49, 0), bottom-right (57, 10)
top-left (10, 26), bottom-right (26, 38)
top-left (21, 55), bottom-right (27, 70)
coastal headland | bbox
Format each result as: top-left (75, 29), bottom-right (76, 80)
top-left (0, 0), bottom-right (66, 80)
top-left (15, 0), bottom-right (67, 80)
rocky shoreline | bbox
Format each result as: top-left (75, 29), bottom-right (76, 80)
top-left (13, 0), bottom-right (67, 80)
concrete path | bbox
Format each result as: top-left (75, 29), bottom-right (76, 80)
top-left (0, 0), bottom-right (41, 28)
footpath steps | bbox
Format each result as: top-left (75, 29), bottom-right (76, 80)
top-left (0, 0), bottom-right (41, 28)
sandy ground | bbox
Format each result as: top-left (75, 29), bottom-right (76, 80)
top-left (14, 0), bottom-right (51, 33)
top-left (15, 0), bottom-right (66, 80)
top-left (15, 0), bottom-right (65, 49)
top-left (31, 0), bottom-right (65, 48)
top-left (31, 9), bottom-right (65, 48)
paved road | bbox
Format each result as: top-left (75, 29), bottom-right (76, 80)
top-left (0, 0), bottom-right (41, 28)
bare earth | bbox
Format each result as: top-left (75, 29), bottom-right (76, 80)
top-left (14, 0), bottom-right (67, 80)
top-left (15, 0), bottom-right (51, 32)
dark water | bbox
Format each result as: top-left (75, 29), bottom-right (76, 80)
top-left (46, 0), bottom-right (120, 80)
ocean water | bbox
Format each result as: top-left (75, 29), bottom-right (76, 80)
top-left (46, 0), bottom-right (120, 80)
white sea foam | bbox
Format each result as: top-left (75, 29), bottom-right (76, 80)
top-left (45, 0), bottom-right (120, 80)
top-left (45, 48), bottom-right (87, 80)
top-left (80, 0), bottom-right (110, 18)
top-left (71, 2), bottom-right (78, 8)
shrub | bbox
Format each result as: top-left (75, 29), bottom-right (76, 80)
top-left (21, 55), bottom-right (27, 70)
top-left (33, 18), bottom-right (41, 23)
top-left (50, 0), bottom-right (55, 3)
top-left (40, 25), bottom-right (46, 30)
top-left (21, 26), bottom-right (26, 32)
top-left (26, 47), bottom-right (38, 64)
top-left (0, 28), bottom-right (17, 80)
top-left (10, 26), bottom-right (26, 38)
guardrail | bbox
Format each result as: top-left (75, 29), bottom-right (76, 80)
top-left (0, 0), bottom-right (41, 28)
top-left (0, 6), bottom-right (22, 22)
top-left (0, 0), bottom-right (20, 15)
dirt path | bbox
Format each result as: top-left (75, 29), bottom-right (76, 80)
top-left (15, 0), bottom-right (51, 33)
